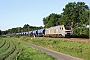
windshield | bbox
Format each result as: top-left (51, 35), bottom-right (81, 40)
top-left (65, 26), bottom-right (71, 30)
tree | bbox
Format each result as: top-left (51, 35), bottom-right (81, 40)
top-left (1, 30), bottom-right (8, 35)
top-left (62, 2), bottom-right (89, 27)
top-left (0, 30), bottom-right (2, 35)
top-left (43, 13), bottom-right (62, 28)
top-left (23, 24), bottom-right (30, 32)
top-left (17, 27), bottom-right (22, 33)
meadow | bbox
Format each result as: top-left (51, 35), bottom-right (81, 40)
top-left (0, 36), bottom-right (56, 60)
top-left (18, 36), bottom-right (90, 60)
top-left (17, 42), bottom-right (56, 60)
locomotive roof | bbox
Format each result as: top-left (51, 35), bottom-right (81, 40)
top-left (46, 25), bottom-right (64, 30)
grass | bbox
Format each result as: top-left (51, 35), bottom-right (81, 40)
top-left (0, 36), bottom-right (56, 60)
top-left (0, 39), bottom-right (5, 48)
top-left (17, 42), bottom-right (56, 60)
top-left (0, 40), bottom-right (10, 54)
top-left (5, 39), bottom-right (21, 60)
top-left (0, 39), bottom-right (16, 60)
top-left (0, 38), bottom-right (21, 60)
top-left (0, 35), bottom-right (7, 38)
top-left (18, 36), bottom-right (90, 60)
top-left (0, 39), bottom-right (3, 43)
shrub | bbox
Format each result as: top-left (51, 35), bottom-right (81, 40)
top-left (14, 35), bottom-right (20, 38)
top-left (73, 27), bottom-right (89, 38)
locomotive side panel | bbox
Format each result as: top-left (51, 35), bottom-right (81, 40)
top-left (45, 25), bottom-right (65, 37)
top-left (50, 29), bottom-right (54, 34)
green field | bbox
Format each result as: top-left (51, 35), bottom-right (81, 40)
top-left (18, 36), bottom-right (90, 60)
top-left (17, 42), bottom-right (56, 60)
top-left (0, 38), bottom-right (21, 60)
top-left (0, 37), bottom-right (56, 60)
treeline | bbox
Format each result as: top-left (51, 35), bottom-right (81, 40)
top-left (0, 2), bottom-right (89, 38)
top-left (0, 24), bottom-right (43, 35)
top-left (43, 2), bottom-right (89, 28)
top-left (42, 2), bottom-right (89, 38)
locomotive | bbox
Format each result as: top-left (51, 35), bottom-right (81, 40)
top-left (16, 25), bottom-right (73, 38)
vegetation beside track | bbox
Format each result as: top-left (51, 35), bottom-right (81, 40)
top-left (18, 36), bottom-right (90, 60)
top-left (17, 42), bottom-right (56, 60)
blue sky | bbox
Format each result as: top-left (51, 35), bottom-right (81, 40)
top-left (0, 0), bottom-right (90, 31)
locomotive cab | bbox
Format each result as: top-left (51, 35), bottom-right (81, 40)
top-left (64, 25), bottom-right (73, 37)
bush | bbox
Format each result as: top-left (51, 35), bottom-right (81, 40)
top-left (73, 27), bottom-right (89, 38)
top-left (14, 35), bottom-right (20, 38)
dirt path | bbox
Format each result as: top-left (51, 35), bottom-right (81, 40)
top-left (18, 40), bottom-right (83, 60)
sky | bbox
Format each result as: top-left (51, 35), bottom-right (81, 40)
top-left (0, 0), bottom-right (90, 31)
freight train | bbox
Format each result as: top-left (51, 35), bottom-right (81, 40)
top-left (16, 25), bottom-right (73, 38)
